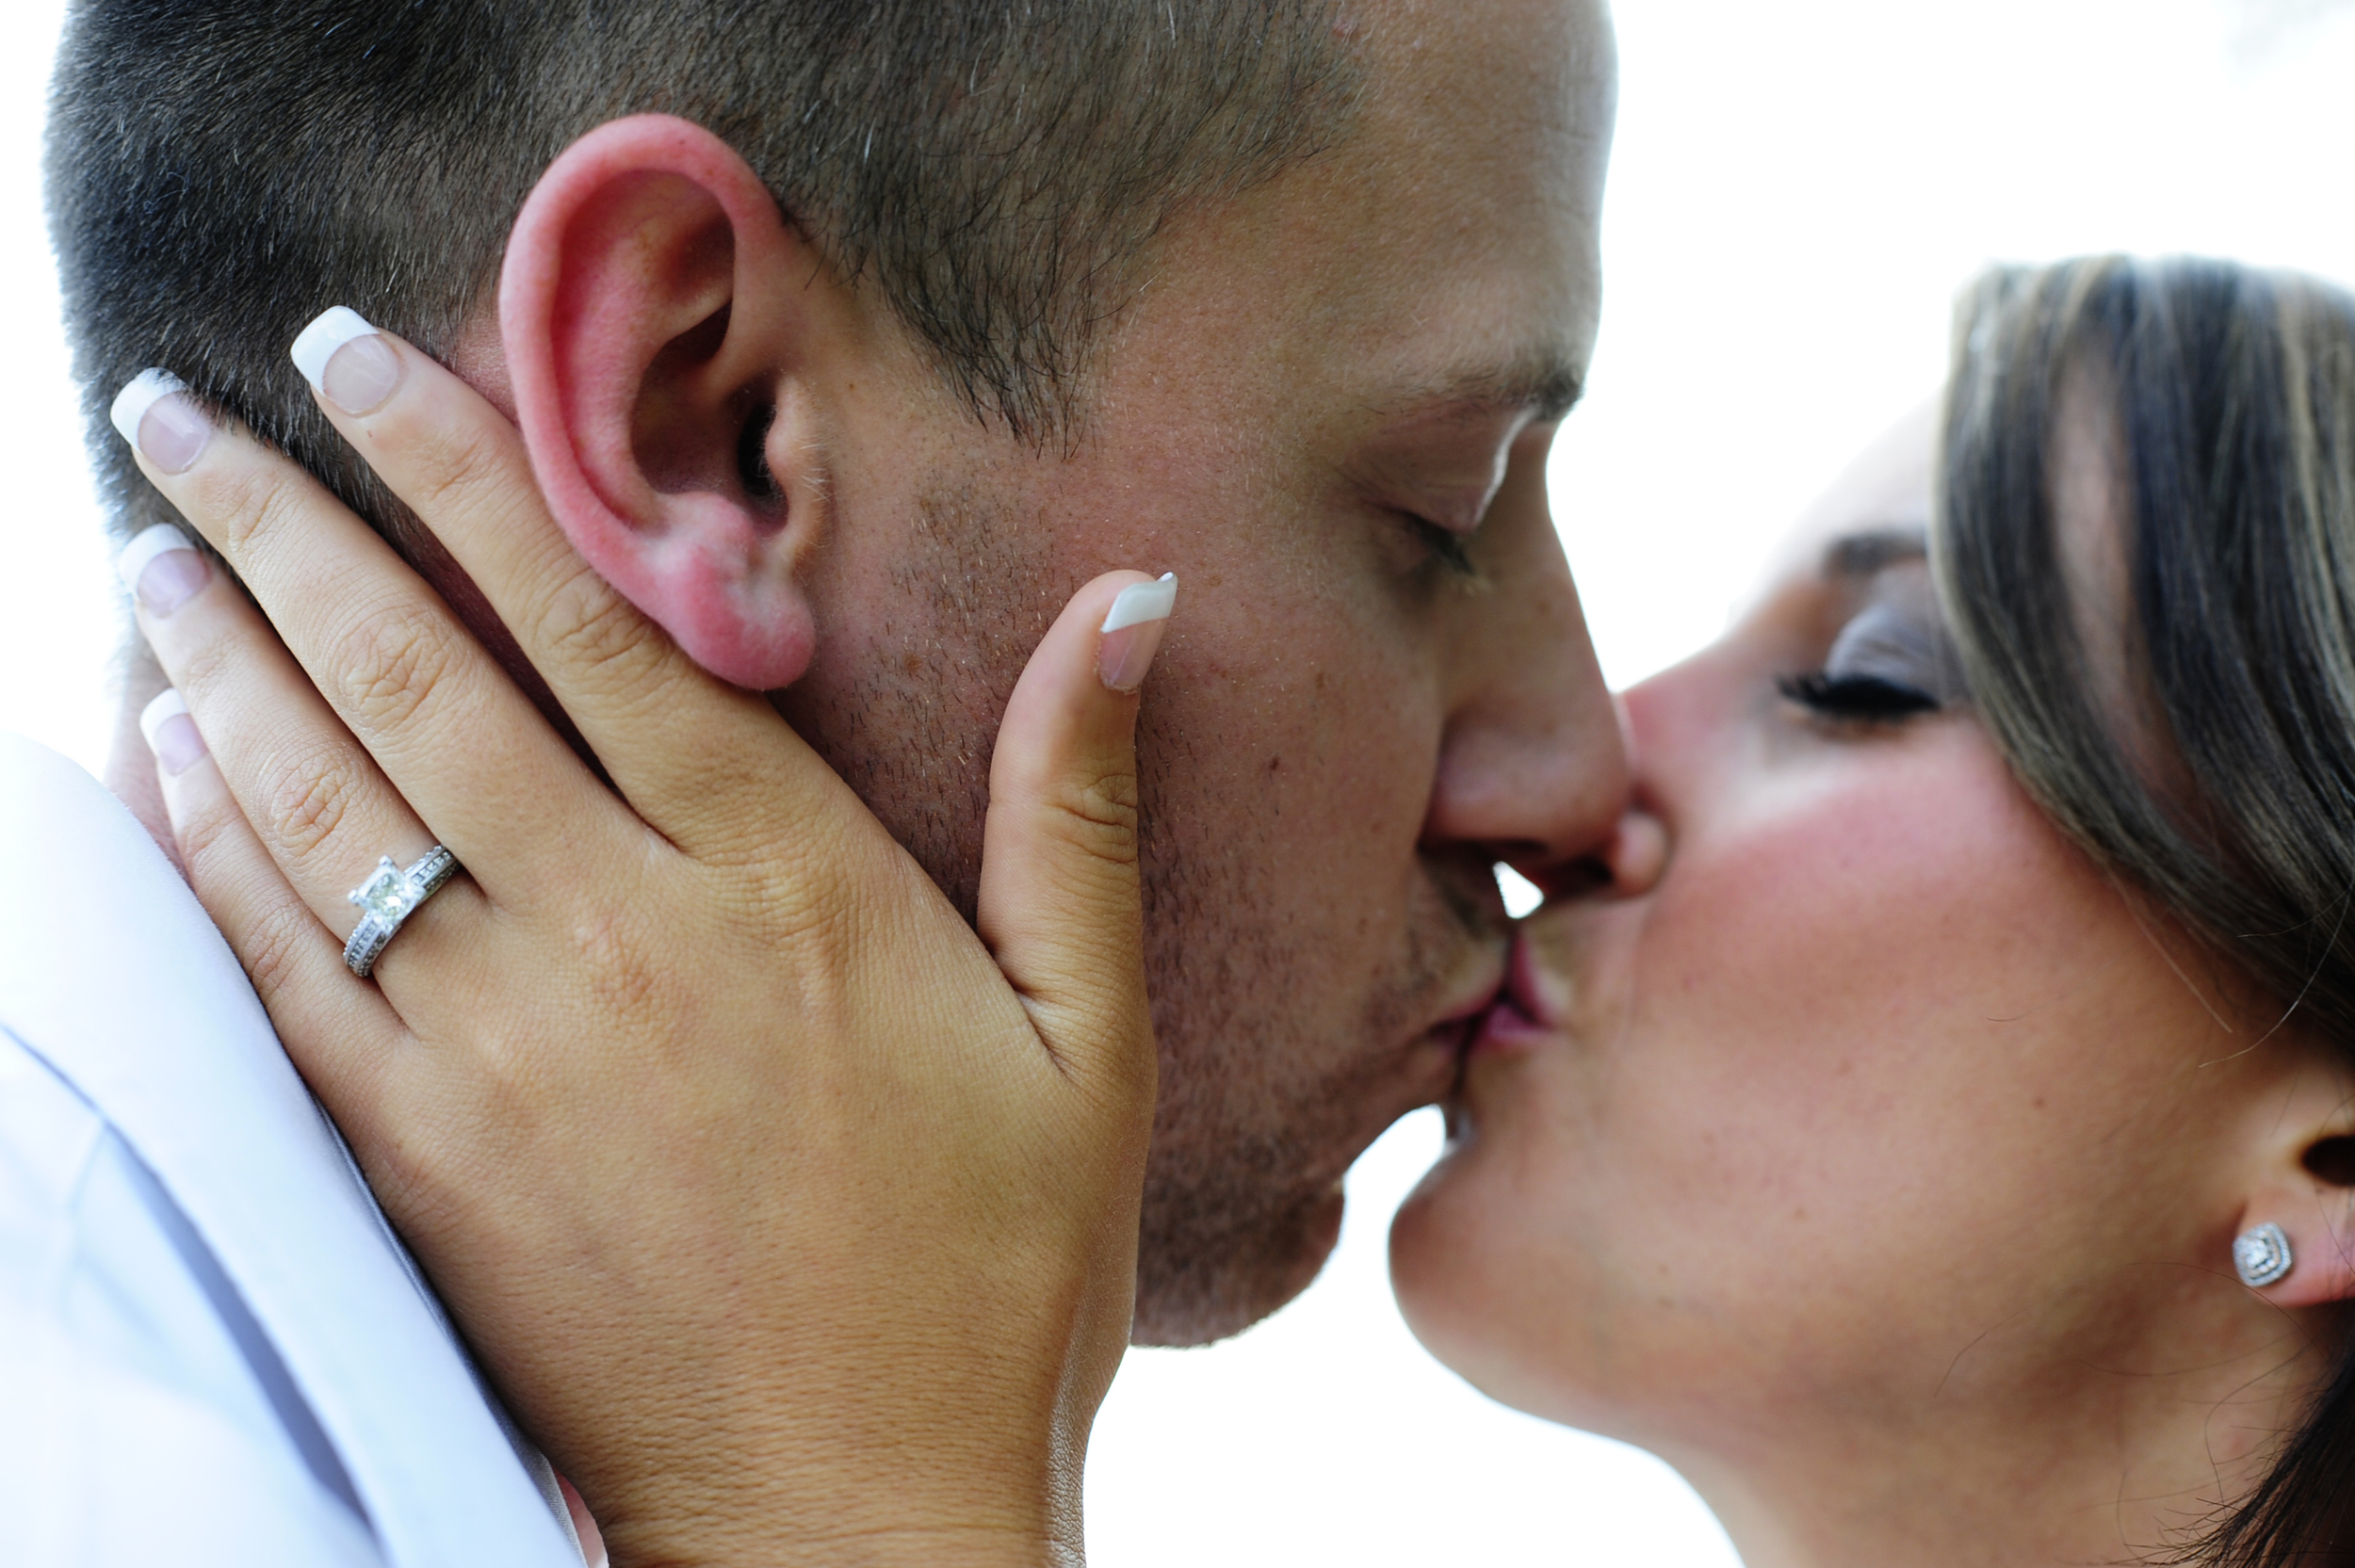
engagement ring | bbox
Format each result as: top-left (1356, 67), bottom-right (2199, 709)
top-left (343, 846), bottom-right (459, 979)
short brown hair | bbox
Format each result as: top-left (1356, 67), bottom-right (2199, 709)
top-left (47, 0), bottom-right (1360, 550)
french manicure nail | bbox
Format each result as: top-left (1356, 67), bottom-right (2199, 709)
top-left (138, 688), bottom-right (210, 777)
top-left (114, 524), bottom-right (209, 618)
top-left (109, 370), bottom-right (213, 475)
top-left (292, 306), bottom-right (402, 415)
top-left (1097, 573), bottom-right (1178, 693)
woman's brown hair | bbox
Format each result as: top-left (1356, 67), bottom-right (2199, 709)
top-left (1938, 255), bottom-right (2355, 1563)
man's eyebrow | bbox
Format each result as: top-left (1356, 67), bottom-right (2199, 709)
top-left (1823, 527), bottom-right (1928, 580)
top-left (1382, 348), bottom-right (1588, 425)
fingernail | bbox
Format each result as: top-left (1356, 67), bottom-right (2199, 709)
top-left (1097, 573), bottom-right (1178, 693)
top-left (114, 524), bottom-right (210, 618)
top-left (110, 370), bottom-right (213, 475)
top-left (138, 688), bottom-right (210, 777)
top-left (292, 306), bottom-right (402, 415)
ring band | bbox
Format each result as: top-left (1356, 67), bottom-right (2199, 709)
top-left (344, 846), bottom-right (460, 978)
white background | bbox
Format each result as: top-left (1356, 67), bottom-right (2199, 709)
top-left (6, 3), bottom-right (2354, 1562)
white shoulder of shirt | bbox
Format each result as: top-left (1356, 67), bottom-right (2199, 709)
top-left (0, 733), bottom-right (586, 1568)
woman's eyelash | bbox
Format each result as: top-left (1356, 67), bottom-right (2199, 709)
top-left (1778, 671), bottom-right (1941, 720)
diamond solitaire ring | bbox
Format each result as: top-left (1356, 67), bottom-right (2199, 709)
top-left (343, 846), bottom-right (460, 978)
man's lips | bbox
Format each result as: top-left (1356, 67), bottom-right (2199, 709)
top-left (1424, 953), bottom-right (1513, 1059)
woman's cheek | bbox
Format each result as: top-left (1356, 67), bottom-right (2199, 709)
top-left (1403, 733), bottom-right (2052, 1391)
top-left (1389, 1101), bottom-right (1591, 1416)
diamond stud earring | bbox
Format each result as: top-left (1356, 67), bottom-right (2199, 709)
top-left (2233, 1221), bottom-right (2295, 1288)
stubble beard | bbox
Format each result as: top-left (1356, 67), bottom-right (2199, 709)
top-left (782, 481), bottom-right (1486, 1348)
top-left (1125, 838), bottom-right (1487, 1346)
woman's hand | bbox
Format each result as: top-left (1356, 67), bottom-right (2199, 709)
top-left (109, 324), bottom-right (1173, 1567)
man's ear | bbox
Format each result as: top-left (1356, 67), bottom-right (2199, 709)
top-left (2231, 1058), bottom-right (2355, 1308)
top-left (500, 113), bottom-right (835, 690)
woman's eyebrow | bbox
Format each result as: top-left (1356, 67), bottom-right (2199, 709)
top-left (1822, 527), bottom-right (1929, 581)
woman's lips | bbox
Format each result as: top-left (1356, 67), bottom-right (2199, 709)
top-left (1469, 994), bottom-right (1548, 1056)
top-left (1468, 929), bottom-right (1560, 1057)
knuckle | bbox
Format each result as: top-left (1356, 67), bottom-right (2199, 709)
top-left (252, 738), bottom-right (366, 861)
top-left (732, 840), bottom-right (855, 943)
top-left (169, 780), bottom-right (252, 872)
top-left (401, 415), bottom-right (510, 521)
top-left (695, 847), bottom-right (861, 1004)
top-left (1045, 766), bottom-right (1142, 868)
top-left (235, 902), bottom-right (324, 1012)
top-left (535, 570), bottom-right (666, 698)
top-left (202, 461), bottom-right (304, 560)
top-left (563, 908), bottom-right (686, 1035)
top-left (329, 596), bottom-right (463, 732)
top-left (167, 626), bottom-right (242, 708)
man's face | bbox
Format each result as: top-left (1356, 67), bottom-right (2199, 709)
top-left (785, 0), bottom-right (1625, 1344)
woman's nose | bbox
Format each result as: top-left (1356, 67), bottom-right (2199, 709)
top-left (1596, 801), bottom-right (1668, 899)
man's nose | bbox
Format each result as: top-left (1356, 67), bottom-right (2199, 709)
top-left (1420, 451), bottom-right (1628, 871)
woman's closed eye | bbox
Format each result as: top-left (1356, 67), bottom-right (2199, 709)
top-left (1779, 669), bottom-right (1941, 719)
top-left (1779, 598), bottom-right (1969, 722)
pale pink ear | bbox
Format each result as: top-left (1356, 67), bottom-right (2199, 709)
top-left (500, 114), bottom-right (820, 691)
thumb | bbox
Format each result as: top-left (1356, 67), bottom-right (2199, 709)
top-left (976, 570), bottom-right (1176, 1096)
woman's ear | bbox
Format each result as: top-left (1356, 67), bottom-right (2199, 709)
top-left (500, 114), bottom-right (835, 690)
top-left (2232, 1059), bottom-right (2355, 1309)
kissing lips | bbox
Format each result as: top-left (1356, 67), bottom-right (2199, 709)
top-left (1426, 956), bottom-right (1512, 1064)
top-left (1468, 928), bottom-right (1557, 1058)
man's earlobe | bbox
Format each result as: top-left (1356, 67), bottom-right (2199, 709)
top-left (501, 114), bottom-right (831, 690)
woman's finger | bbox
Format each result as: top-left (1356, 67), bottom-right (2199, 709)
top-left (122, 521), bottom-right (498, 962)
top-left (285, 311), bottom-right (825, 852)
top-left (112, 372), bottom-right (628, 905)
top-left (139, 687), bottom-right (411, 1145)
top-left (976, 569), bottom-right (1175, 1102)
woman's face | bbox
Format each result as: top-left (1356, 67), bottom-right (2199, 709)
top-left (1389, 405), bottom-right (2337, 1494)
